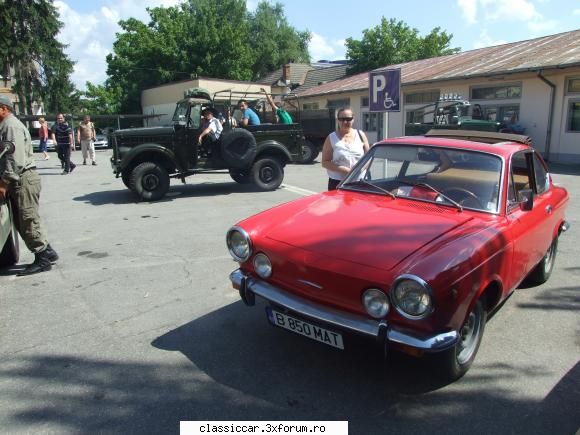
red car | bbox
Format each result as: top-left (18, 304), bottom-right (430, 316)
top-left (227, 131), bottom-right (570, 380)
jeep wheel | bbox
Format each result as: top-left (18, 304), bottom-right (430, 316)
top-left (251, 157), bottom-right (284, 191)
top-left (0, 225), bottom-right (19, 267)
top-left (299, 140), bottom-right (318, 164)
top-left (121, 172), bottom-right (133, 190)
top-left (130, 162), bottom-right (170, 201)
top-left (229, 169), bottom-right (251, 184)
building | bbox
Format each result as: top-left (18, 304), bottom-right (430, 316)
top-left (296, 29), bottom-right (580, 164)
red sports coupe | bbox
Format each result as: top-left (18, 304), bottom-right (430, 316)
top-left (227, 131), bottom-right (570, 380)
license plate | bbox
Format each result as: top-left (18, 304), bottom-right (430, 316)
top-left (267, 308), bottom-right (344, 350)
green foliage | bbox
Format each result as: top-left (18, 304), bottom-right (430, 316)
top-left (0, 0), bottom-right (77, 114)
top-left (94, 0), bottom-right (310, 113)
top-left (345, 18), bottom-right (460, 74)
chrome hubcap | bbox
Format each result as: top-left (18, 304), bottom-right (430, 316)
top-left (260, 166), bottom-right (274, 183)
top-left (142, 173), bottom-right (159, 191)
top-left (544, 242), bottom-right (555, 273)
top-left (457, 305), bottom-right (482, 365)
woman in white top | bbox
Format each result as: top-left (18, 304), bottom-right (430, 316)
top-left (321, 107), bottom-right (370, 190)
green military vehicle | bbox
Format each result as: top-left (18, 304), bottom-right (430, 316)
top-left (0, 141), bottom-right (19, 267)
top-left (405, 95), bottom-right (502, 136)
top-left (110, 88), bottom-right (307, 201)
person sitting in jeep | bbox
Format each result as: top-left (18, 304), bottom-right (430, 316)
top-left (198, 109), bottom-right (223, 156)
top-left (238, 99), bottom-right (261, 126)
top-left (261, 88), bottom-right (293, 124)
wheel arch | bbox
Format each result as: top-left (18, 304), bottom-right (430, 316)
top-left (255, 142), bottom-right (291, 166)
top-left (120, 145), bottom-right (178, 174)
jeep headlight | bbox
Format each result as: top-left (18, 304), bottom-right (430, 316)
top-left (392, 275), bottom-right (432, 319)
top-left (362, 288), bottom-right (390, 319)
top-left (253, 253), bottom-right (272, 278)
top-left (226, 226), bottom-right (252, 262)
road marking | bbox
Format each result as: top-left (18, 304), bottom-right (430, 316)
top-left (281, 184), bottom-right (317, 196)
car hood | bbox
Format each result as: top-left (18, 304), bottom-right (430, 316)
top-left (263, 192), bottom-right (473, 271)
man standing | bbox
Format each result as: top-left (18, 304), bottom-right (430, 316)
top-left (77, 115), bottom-right (96, 165)
top-left (238, 99), bottom-right (261, 126)
top-left (0, 95), bottom-right (58, 275)
top-left (51, 113), bottom-right (76, 174)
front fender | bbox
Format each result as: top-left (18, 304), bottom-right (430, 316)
top-left (119, 143), bottom-right (178, 172)
top-left (255, 140), bottom-right (293, 164)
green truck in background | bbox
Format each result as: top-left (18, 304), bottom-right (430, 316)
top-left (405, 95), bottom-right (502, 136)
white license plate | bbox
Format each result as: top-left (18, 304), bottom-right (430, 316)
top-left (267, 308), bottom-right (344, 350)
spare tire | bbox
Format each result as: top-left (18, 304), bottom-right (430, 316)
top-left (220, 129), bottom-right (257, 169)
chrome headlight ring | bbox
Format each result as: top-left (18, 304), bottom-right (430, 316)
top-left (391, 274), bottom-right (433, 320)
top-left (226, 226), bottom-right (252, 262)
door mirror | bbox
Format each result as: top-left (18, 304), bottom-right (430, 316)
top-left (518, 189), bottom-right (534, 211)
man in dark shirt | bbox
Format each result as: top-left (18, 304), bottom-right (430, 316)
top-left (51, 113), bottom-right (76, 174)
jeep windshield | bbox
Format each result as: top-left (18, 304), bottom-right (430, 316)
top-left (341, 143), bottom-right (503, 214)
top-left (172, 101), bottom-right (189, 123)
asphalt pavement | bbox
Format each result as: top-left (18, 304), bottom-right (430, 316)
top-left (0, 149), bottom-right (578, 435)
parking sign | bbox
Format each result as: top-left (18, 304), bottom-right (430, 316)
top-left (369, 69), bottom-right (401, 112)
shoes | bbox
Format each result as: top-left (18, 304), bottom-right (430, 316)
top-left (92, 161), bottom-right (97, 166)
top-left (17, 250), bottom-right (52, 276)
top-left (44, 155), bottom-right (50, 160)
top-left (83, 160), bottom-right (87, 165)
top-left (70, 165), bottom-right (76, 173)
top-left (61, 170), bottom-right (69, 175)
top-left (45, 244), bottom-right (59, 263)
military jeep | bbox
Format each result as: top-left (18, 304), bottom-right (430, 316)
top-left (110, 89), bottom-right (305, 201)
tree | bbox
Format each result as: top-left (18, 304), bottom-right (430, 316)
top-left (248, 2), bottom-right (311, 79)
top-left (0, 0), bottom-right (77, 114)
top-left (345, 18), bottom-right (460, 75)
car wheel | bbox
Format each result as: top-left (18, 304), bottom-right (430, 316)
top-left (526, 237), bottom-right (558, 286)
top-left (0, 225), bottom-right (20, 267)
top-left (130, 162), bottom-right (170, 201)
top-left (434, 298), bottom-right (487, 381)
top-left (229, 169), bottom-right (251, 184)
top-left (121, 171), bottom-right (134, 190)
top-left (299, 140), bottom-right (318, 164)
top-left (251, 157), bottom-right (284, 191)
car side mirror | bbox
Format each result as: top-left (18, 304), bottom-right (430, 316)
top-left (518, 189), bottom-right (534, 211)
top-left (0, 140), bottom-right (15, 158)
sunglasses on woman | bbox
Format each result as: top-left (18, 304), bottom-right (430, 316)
top-left (338, 117), bottom-right (354, 122)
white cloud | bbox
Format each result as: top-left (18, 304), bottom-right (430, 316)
top-left (527, 19), bottom-right (559, 33)
top-left (308, 32), bottom-right (346, 61)
top-left (472, 29), bottom-right (507, 49)
top-left (573, 8), bottom-right (580, 15)
top-left (457, 0), bottom-right (478, 24)
top-left (482, 0), bottom-right (540, 21)
top-left (56, 0), bottom-right (181, 90)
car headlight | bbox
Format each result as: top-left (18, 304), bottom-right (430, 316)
top-left (362, 288), bottom-right (390, 319)
top-left (226, 226), bottom-right (252, 262)
top-left (253, 253), bottom-right (272, 278)
top-left (391, 275), bottom-right (432, 319)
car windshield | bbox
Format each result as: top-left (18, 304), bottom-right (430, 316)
top-left (172, 101), bottom-right (189, 123)
top-left (342, 143), bottom-right (503, 213)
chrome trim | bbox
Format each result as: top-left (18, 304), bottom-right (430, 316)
top-left (226, 226), bottom-right (252, 262)
top-left (390, 274), bottom-right (434, 320)
top-left (297, 279), bottom-right (323, 290)
top-left (561, 220), bottom-right (570, 232)
top-left (230, 269), bottom-right (458, 351)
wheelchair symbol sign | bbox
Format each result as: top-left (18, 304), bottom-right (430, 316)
top-left (369, 69), bottom-right (401, 112)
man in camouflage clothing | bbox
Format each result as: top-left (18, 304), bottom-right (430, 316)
top-left (0, 95), bottom-right (58, 275)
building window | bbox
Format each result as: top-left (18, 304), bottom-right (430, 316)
top-left (566, 78), bottom-right (580, 94)
top-left (327, 98), bottom-right (350, 110)
top-left (303, 102), bottom-right (319, 110)
top-left (471, 84), bottom-right (522, 100)
top-left (567, 100), bottom-right (580, 132)
top-left (479, 104), bottom-right (520, 124)
top-left (361, 96), bottom-right (369, 107)
top-left (362, 112), bottom-right (378, 132)
top-left (404, 90), bottom-right (440, 104)
top-left (406, 109), bottom-right (425, 123)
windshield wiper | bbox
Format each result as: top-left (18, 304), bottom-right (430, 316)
top-left (397, 179), bottom-right (463, 211)
top-left (342, 179), bottom-right (396, 199)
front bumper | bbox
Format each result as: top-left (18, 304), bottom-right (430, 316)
top-left (230, 269), bottom-right (458, 352)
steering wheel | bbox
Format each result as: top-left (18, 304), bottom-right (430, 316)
top-left (442, 187), bottom-right (484, 209)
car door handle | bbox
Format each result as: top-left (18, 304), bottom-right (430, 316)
top-left (545, 205), bottom-right (553, 215)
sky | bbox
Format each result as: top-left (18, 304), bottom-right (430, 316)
top-left (55, 0), bottom-right (580, 90)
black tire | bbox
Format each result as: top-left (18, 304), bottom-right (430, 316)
top-left (0, 224), bottom-right (19, 267)
top-left (526, 237), bottom-right (558, 286)
top-left (433, 298), bottom-right (487, 381)
top-left (229, 169), bottom-right (251, 184)
top-left (121, 171), bottom-right (133, 190)
top-left (129, 162), bottom-right (170, 201)
top-left (251, 157), bottom-right (284, 191)
top-left (220, 129), bottom-right (257, 169)
top-left (298, 140), bottom-right (318, 164)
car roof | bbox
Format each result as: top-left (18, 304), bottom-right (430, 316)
top-left (377, 134), bottom-right (532, 159)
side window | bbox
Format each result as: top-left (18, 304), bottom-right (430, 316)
top-left (533, 153), bottom-right (549, 194)
top-left (510, 152), bottom-right (533, 202)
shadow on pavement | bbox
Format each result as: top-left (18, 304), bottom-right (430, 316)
top-left (1, 301), bottom-right (578, 434)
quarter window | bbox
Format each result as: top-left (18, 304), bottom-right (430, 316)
top-left (566, 100), bottom-right (580, 132)
top-left (533, 153), bottom-right (549, 194)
